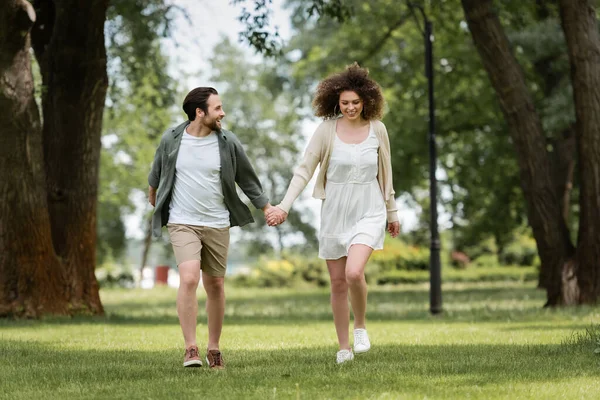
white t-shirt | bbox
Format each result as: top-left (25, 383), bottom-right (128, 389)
top-left (168, 130), bottom-right (230, 228)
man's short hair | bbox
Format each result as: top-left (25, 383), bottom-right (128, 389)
top-left (182, 87), bottom-right (218, 121)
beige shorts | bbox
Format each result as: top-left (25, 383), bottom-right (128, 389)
top-left (167, 223), bottom-right (230, 277)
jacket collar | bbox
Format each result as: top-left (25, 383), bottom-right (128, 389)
top-left (172, 121), bottom-right (189, 139)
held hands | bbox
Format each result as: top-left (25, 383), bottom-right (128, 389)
top-left (264, 204), bottom-right (288, 227)
top-left (387, 221), bottom-right (400, 238)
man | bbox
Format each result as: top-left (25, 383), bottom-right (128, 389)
top-left (148, 87), bottom-right (274, 369)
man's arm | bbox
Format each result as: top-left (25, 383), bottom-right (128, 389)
top-left (148, 185), bottom-right (157, 207)
top-left (232, 138), bottom-right (269, 210)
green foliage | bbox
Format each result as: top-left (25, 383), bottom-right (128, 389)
top-left (232, 0), bottom-right (353, 56)
top-left (472, 254), bottom-right (500, 268)
top-left (97, 1), bottom-right (180, 265)
top-left (499, 232), bottom-right (538, 266)
top-left (369, 237), bottom-right (430, 272)
top-left (96, 202), bottom-right (127, 265)
top-left (377, 266), bottom-right (538, 285)
top-left (231, 255), bottom-right (328, 288)
top-left (95, 258), bottom-right (135, 288)
top-left (232, 235), bottom-right (540, 288)
top-left (208, 37), bottom-right (317, 252)
top-left (463, 236), bottom-right (498, 260)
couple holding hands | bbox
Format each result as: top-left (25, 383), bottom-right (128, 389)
top-left (148, 63), bottom-right (399, 368)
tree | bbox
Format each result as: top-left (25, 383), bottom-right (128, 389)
top-left (461, 0), bottom-right (600, 305)
top-left (0, 0), bottom-right (177, 317)
top-left (556, 0), bottom-right (600, 303)
top-left (0, 0), bottom-right (108, 317)
top-left (234, 0), bottom-right (600, 305)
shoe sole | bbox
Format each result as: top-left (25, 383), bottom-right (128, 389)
top-left (183, 360), bottom-right (202, 367)
top-left (354, 346), bottom-right (371, 354)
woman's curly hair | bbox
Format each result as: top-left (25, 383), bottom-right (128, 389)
top-left (312, 62), bottom-right (385, 120)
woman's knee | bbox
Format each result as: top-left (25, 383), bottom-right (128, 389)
top-left (330, 277), bottom-right (348, 294)
top-left (346, 269), bottom-right (365, 285)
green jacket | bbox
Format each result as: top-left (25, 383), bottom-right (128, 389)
top-left (148, 121), bottom-right (269, 237)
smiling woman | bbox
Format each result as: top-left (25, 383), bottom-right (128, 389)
top-left (264, 63), bottom-right (400, 364)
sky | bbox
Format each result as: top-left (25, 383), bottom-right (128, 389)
top-left (125, 0), bottom-right (418, 241)
top-left (164, 0), bottom-right (292, 88)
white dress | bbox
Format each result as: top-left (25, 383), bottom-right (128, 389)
top-left (319, 123), bottom-right (387, 260)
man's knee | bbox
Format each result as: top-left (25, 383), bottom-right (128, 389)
top-left (179, 260), bottom-right (201, 289)
top-left (203, 275), bottom-right (225, 294)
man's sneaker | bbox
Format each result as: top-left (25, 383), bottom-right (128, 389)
top-left (183, 345), bottom-right (202, 367)
top-left (206, 349), bottom-right (225, 370)
top-left (353, 328), bottom-right (371, 354)
top-left (336, 349), bottom-right (354, 364)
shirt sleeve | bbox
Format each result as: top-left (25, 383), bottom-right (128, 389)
top-left (378, 123), bottom-right (399, 223)
top-left (148, 137), bottom-right (164, 189)
top-left (233, 138), bottom-right (269, 210)
top-left (277, 130), bottom-right (323, 213)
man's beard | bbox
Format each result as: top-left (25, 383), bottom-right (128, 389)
top-left (203, 118), bottom-right (221, 132)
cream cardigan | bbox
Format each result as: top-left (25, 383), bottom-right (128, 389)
top-left (278, 118), bottom-right (399, 222)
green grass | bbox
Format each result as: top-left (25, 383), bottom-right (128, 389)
top-left (1, 282), bottom-right (600, 399)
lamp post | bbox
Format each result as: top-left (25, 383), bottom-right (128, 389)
top-left (409, 3), bottom-right (442, 315)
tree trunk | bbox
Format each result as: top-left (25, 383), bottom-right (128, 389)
top-left (31, 0), bottom-right (108, 314)
top-left (0, 0), bottom-right (68, 317)
top-left (559, 0), bottom-right (600, 303)
top-left (552, 130), bottom-right (575, 226)
top-left (0, 0), bottom-right (108, 317)
top-left (461, 0), bottom-right (575, 305)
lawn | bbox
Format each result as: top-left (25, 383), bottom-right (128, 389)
top-left (1, 282), bottom-right (599, 399)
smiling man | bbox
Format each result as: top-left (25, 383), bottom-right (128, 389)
top-left (148, 87), bottom-right (274, 369)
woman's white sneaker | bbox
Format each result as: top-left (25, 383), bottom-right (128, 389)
top-left (336, 349), bottom-right (354, 364)
top-left (353, 328), bottom-right (371, 354)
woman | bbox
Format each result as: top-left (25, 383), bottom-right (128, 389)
top-left (266, 63), bottom-right (399, 364)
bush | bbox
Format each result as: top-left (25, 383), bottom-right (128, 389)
top-left (369, 237), bottom-right (429, 272)
top-left (377, 266), bottom-right (538, 285)
top-left (96, 260), bottom-right (134, 288)
top-left (462, 237), bottom-right (498, 261)
top-left (230, 256), bottom-right (328, 288)
top-left (472, 254), bottom-right (500, 268)
top-left (230, 243), bottom-right (539, 288)
top-left (499, 233), bottom-right (538, 266)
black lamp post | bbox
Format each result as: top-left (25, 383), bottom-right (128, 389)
top-left (409, 3), bottom-right (442, 315)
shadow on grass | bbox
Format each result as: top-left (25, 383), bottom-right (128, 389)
top-left (1, 339), bottom-right (599, 399)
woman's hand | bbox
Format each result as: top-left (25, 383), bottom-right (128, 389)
top-left (387, 221), bottom-right (400, 238)
top-left (265, 205), bottom-right (288, 226)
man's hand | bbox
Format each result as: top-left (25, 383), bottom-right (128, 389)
top-left (148, 186), bottom-right (157, 207)
top-left (264, 204), bottom-right (288, 226)
top-left (387, 221), bottom-right (400, 238)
